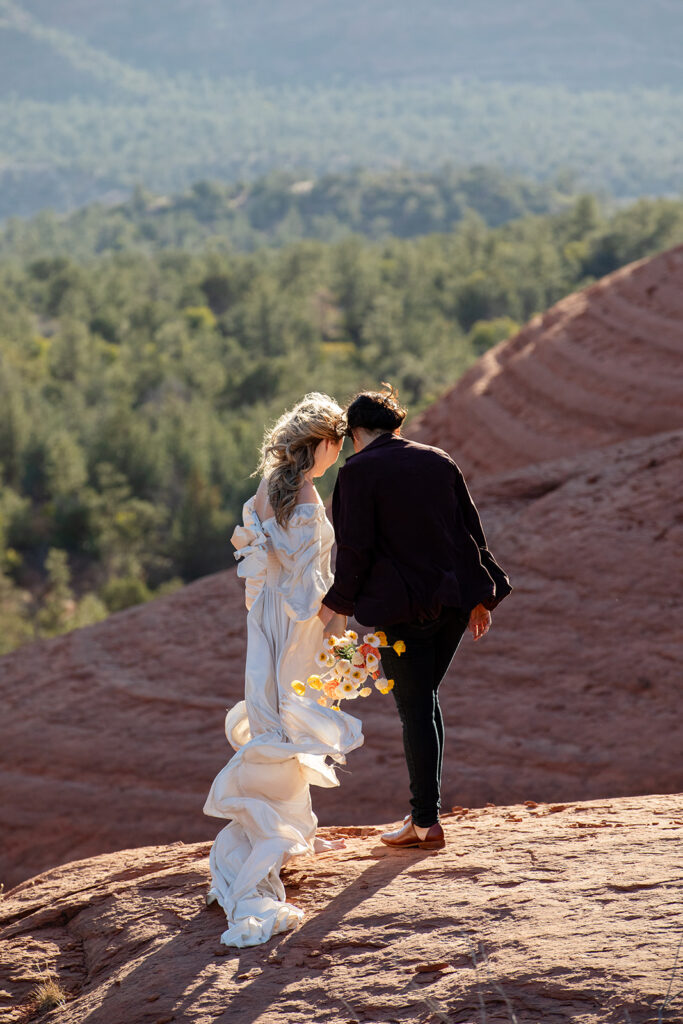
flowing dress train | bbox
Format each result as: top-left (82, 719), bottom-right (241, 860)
top-left (203, 496), bottom-right (364, 947)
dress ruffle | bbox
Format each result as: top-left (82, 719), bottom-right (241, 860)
top-left (231, 498), bottom-right (332, 621)
top-left (204, 495), bottom-right (363, 947)
top-left (230, 499), bottom-right (269, 611)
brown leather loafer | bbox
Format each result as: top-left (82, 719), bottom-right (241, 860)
top-left (380, 819), bottom-right (445, 850)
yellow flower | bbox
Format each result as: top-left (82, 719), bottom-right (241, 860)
top-left (386, 678), bottom-right (395, 691)
top-left (363, 632), bottom-right (381, 647)
top-left (392, 640), bottom-right (406, 656)
top-left (375, 631), bottom-right (388, 646)
top-left (291, 680), bottom-right (306, 696)
top-left (359, 686), bottom-right (372, 697)
top-left (307, 674), bottom-right (323, 690)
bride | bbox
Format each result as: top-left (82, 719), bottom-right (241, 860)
top-left (203, 392), bottom-right (364, 947)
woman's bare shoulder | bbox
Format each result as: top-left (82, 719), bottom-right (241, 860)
top-left (295, 479), bottom-right (322, 507)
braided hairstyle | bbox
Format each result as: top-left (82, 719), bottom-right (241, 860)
top-left (254, 392), bottom-right (346, 527)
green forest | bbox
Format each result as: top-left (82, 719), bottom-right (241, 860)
top-left (0, 167), bottom-right (577, 260)
top-left (2, 188), bottom-right (682, 653)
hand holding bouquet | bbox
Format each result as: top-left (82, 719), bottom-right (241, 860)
top-left (291, 629), bottom-right (406, 710)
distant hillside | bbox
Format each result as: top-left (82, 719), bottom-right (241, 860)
top-left (1, 75), bottom-right (682, 220)
top-left (10, 0), bottom-right (683, 92)
top-left (1, 2), bottom-right (682, 218)
top-left (0, 167), bottom-right (576, 260)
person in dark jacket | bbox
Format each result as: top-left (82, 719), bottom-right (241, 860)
top-left (319, 385), bottom-right (512, 850)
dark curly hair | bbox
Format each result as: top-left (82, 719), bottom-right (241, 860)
top-left (345, 382), bottom-right (407, 436)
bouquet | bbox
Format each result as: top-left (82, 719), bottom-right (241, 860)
top-left (291, 629), bottom-right (406, 710)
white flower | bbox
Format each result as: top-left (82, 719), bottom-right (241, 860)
top-left (363, 633), bottom-right (381, 648)
top-left (365, 652), bottom-right (379, 670)
top-left (322, 637), bottom-right (336, 652)
top-left (374, 677), bottom-right (388, 691)
top-left (337, 658), bottom-right (352, 676)
top-left (315, 650), bottom-right (335, 669)
top-left (344, 630), bottom-right (358, 642)
top-left (351, 651), bottom-right (365, 667)
top-left (349, 667), bottom-right (367, 684)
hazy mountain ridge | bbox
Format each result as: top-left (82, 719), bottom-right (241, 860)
top-left (2, 78), bottom-right (682, 220)
top-left (12, 0), bottom-right (683, 90)
top-left (2, 1), bottom-right (682, 217)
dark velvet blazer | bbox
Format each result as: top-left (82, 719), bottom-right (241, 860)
top-left (322, 432), bottom-right (512, 627)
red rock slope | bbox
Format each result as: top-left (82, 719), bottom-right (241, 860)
top-left (1, 246), bottom-right (682, 890)
top-left (408, 244), bottom-right (683, 480)
top-left (2, 795), bottom-right (682, 1024)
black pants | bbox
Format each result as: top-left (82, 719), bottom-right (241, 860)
top-left (378, 605), bottom-right (470, 828)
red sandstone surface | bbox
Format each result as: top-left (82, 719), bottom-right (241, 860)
top-left (409, 245), bottom-right (683, 481)
top-left (1, 245), bottom-right (682, 893)
top-left (2, 795), bottom-right (682, 1024)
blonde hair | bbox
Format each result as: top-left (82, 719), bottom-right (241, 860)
top-left (254, 392), bottom-right (346, 526)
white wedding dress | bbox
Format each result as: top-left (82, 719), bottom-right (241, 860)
top-left (203, 496), bottom-right (364, 947)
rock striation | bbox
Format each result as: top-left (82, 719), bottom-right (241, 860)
top-left (408, 245), bottom-right (683, 481)
top-left (2, 794), bottom-right (682, 1024)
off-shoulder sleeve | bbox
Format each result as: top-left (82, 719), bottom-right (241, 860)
top-left (231, 497), bottom-right (268, 610)
top-left (271, 508), bottom-right (329, 622)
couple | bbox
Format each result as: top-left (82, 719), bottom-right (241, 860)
top-left (203, 385), bottom-right (512, 947)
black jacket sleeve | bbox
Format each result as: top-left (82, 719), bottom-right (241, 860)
top-left (322, 463), bottom-right (375, 615)
top-left (454, 465), bottom-right (513, 611)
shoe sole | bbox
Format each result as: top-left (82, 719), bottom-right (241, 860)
top-left (380, 837), bottom-right (445, 850)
